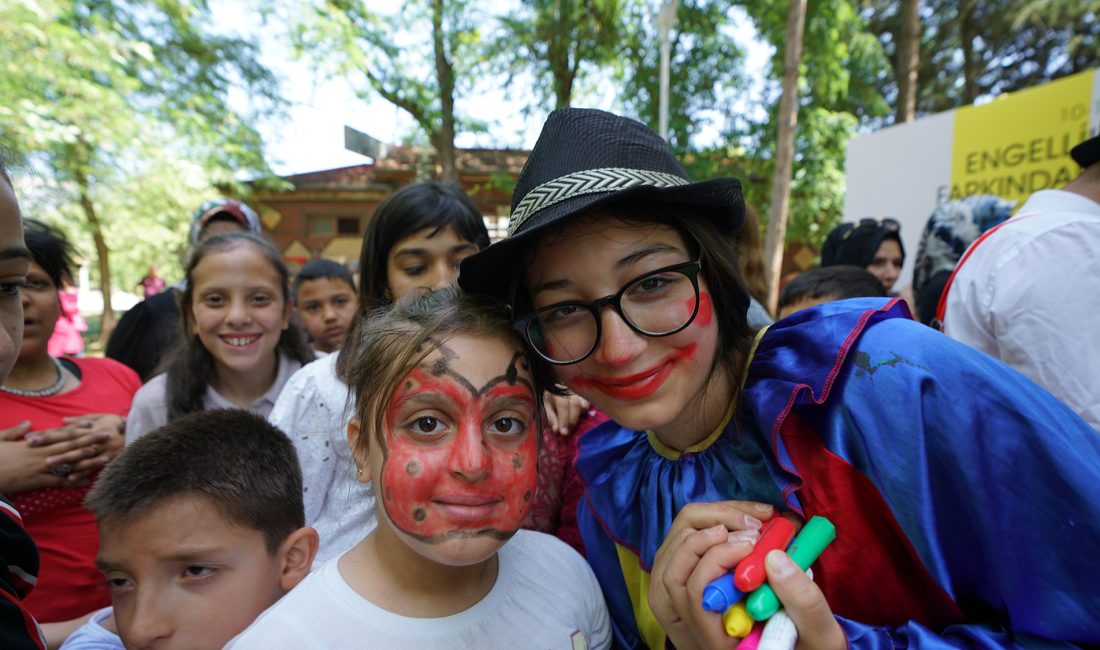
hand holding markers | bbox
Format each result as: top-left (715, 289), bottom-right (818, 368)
top-left (647, 500), bottom-right (776, 649)
top-left (701, 516), bottom-right (839, 650)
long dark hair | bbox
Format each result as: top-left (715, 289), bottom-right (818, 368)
top-left (736, 206), bottom-right (769, 307)
top-left (358, 182), bottom-right (490, 311)
top-left (515, 199), bottom-right (755, 409)
top-left (166, 232), bottom-right (314, 421)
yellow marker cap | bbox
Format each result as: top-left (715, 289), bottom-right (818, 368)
top-left (723, 602), bottom-right (753, 637)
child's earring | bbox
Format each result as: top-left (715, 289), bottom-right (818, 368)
top-left (382, 286), bottom-right (393, 302)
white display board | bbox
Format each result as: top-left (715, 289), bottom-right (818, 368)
top-left (844, 69), bottom-right (1099, 289)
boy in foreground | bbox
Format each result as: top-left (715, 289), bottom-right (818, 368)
top-left (61, 409), bottom-right (318, 649)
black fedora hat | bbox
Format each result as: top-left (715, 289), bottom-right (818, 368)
top-left (458, 108), bottom-right (746, 300)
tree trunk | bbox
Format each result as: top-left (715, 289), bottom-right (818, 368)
top-left (895, 0), bottom-right (920, 123)
top-left (432, 0), bottom-right (457, 182)
top-left (75, 169), bottom-right (115, 345)
top-left (554, 70), bottom-right (575, 109)
top-left (549, 0), bottom-right (576, 109)
top-left (959, 1), bottom-right (979, 104)
top-left (762, 0), bottom-right (807, 314)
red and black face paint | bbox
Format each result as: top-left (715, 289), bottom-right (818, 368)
top-left (379, 345), bottom-right (538, 543)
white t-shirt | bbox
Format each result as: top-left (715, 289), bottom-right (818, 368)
top-left (268, 353), bottom-right (376, 564)
top-left (944, 189), bottom-right (1100, 432)
top-left (227, 530), bottom-right (611, 650)
top-left (59, 607), bottom-right (122, 650)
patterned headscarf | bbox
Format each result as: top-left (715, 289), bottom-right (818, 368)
top-left (188, 199), bottom-right (262, 243)
top-left (912, 194), bottom-right (1016, 306)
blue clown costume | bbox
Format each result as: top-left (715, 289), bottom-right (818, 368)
top-left (575, 297), bottom-right (1100, 648)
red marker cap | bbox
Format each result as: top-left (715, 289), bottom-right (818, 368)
top-left (733, 516), bottom-right (797, 592)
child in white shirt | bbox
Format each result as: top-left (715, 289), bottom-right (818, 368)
top-left (230, 289), bottom-right (610, 649)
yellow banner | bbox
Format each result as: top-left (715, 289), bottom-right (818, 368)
top-left (949, 70), bottom-right (1096, 204)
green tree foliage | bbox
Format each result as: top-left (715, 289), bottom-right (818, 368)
top-left (286, 0), bottom-right (898, 256)
top-left (743, 0), bottom-right (890, 246)
top-left (287, 0), bottom-right (485, 181)
top-left (608, 0), bottom-right (889, 249)
top-left (0, 0), bottom-right (277, 339)
top-left (863, 0), bottom-right (1100, 114)
top-left (490, 0), bottom-right (624, 110)
top-left (618, 0), bottom-right (748, 155)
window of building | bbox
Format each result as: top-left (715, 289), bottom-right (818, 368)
top-left (307, 216), bottom-right (334, 236)
top-left (307, 214), bottom-right (363, 237)
top-left (337, 216), bottom-right (360, 235)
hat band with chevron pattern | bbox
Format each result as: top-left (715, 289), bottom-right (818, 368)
top-left (507, 167), bottom-right (690, 236)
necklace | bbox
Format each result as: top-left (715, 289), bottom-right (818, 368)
top-left (0, 357), bottom-right (68, 398)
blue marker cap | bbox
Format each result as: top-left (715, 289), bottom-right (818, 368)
top-left (701, 573), bottom-right (744, 613)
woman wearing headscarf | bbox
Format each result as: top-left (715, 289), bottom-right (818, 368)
top-left (820, 218), bottom-right (905, 293)
top-left (911, 195), bottom-right (1015, 326)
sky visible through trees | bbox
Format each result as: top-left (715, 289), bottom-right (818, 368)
top-left (1, 0), bottom-right (1095, 334)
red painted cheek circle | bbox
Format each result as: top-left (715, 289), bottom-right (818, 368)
top-left (693, 291), bottom-right (714, 327)
top-left (382, 441), bottom-right (446, 535)
top-left (493, 434), bottom-right (539, 526)
top-left (381, 438), bottom-right (538, 537)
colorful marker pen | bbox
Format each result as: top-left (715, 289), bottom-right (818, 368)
top-left (735, 622), bottom-right (765, 650)
top-left (734, 516), bottom-right (797, 592)
top-left (701, 573), bottom-right (745, 613)
top-left (746, 516), bottom-right (836, 621)
top-left (723, 602), bottom-right (753, 638)
top-left (758, 610), bottom-right (797, 650)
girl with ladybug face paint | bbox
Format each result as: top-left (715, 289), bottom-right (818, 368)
top-left (366, 334), bottom-right (538, 559)
top-left (231, 290), bottom-right (613, 645)
top-left (343, 289), bottom-right (541, 602)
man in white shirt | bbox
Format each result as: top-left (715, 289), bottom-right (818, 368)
top-left (944, 134), bottom-right (1100, 432)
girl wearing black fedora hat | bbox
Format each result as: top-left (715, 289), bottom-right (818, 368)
top-left (459, 108), bottom-right (1100, 648)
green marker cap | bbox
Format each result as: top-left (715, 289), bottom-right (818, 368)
top-left (746, 516), bottom-right (836, 621)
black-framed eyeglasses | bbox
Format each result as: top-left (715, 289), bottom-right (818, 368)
top-left (515, 259), bottom-right (703, 365)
